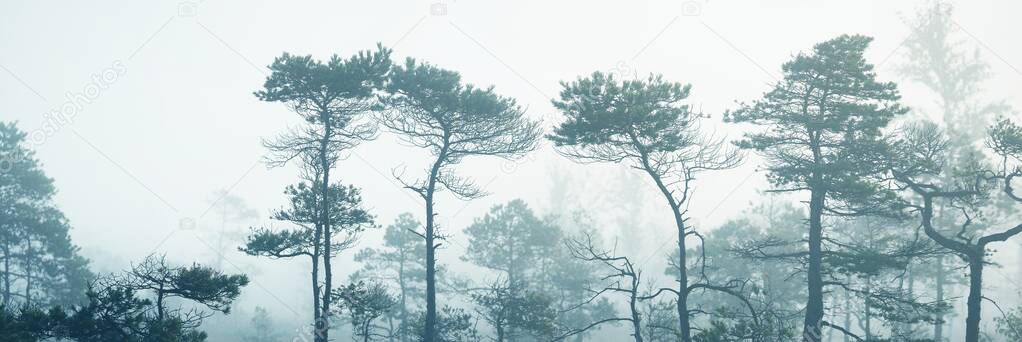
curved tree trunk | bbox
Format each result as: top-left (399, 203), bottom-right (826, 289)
top-left (675, 212), bottom-right (690, 342)
top-left (423, 148), bottom-right (447, 342)
top-left (641, 158), bottom-right (691, 341)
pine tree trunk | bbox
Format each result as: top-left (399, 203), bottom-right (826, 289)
top-left (424, 195), bottom-right (437, 342)
top-left (643, 163), bottom-right (691, 341)
top-left (630, 278), bottom-right (644, 342)
top-left (964, 257), bottom-right (983, 342)
top-left (934, 256), bottom-right (945, 341)
top-left (316, 116), bottom-right (333, 342)
top-left (311, 252), bottom-right (321, 339)
top-left (423, 149), bottom-right (446, 342)
top-left (23, 239), bottom-right (31, 305)
top-left (399, 258), bottom-right (409, 342)
top-left (2, 240), bottom-right (10, 307)
top-left (803, 187), bottom-right (825, 342)
top-left (864, 276), bottom-right (872, 340)
top-left (675, 213), bottom-right (690, 342)
top-left (842, 282), bottom-right (851, 342)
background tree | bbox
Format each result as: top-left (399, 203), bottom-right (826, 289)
top-left (0, 121), bottom-right (92, 309)
top-left (471, 279), bottom-right (557, 342)
top-left (334, 281), bottom-right (398, 342)
top-left (241, 180), bottom-right (375, 337)
top-left (204, 190), bottom-right (258, 271)
top-left (353, 213), bottom-right (428, 342)
top-left (243, 306), bottom-right (284, 342)
top-left (897, 3), bottom-right (1016, 339)
top-left (996, 304), bottom-right (1022, 341)
top-left (725, 35), bottom-right (907, 342)
top-left (688, 200), bottom-right (807, 341)
top-left (549, 71), bottom-right (742, 341)
top-left (380, 58), bottom-right (541, 341)
top-left (562, 232), bottom-right (650, 342)
top-left (255, 45), bottom-right (391, 342)
top-left (462, 200), bottom-right (558, 288)
top-left (406, 306), bottom-right (480, 342)
top-left (542, 212), bottom-right (617, 342)
top-left (898, 1), bottom-right (1011, 154)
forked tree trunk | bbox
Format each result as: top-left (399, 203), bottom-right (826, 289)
top-left (629, 277), bottom-right (644, 342)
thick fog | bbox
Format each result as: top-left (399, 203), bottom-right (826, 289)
top-left (2, 1), bottom-right (1021, 341)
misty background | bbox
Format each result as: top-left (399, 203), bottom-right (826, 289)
top-left (2, 0), bottom-right (1021, 340)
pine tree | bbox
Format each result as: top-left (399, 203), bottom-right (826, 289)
top-left (0, 121), bottom-right (92, 309)
top-left (725, 35), bottom-right (907, 341)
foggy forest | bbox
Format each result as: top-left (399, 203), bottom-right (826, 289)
top-left (3, 1), bottom-right (1022, 341)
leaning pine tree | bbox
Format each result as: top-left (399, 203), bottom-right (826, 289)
top-left (725, 35), bottom-right (907, 342)
top-left (548, 72), bottom-right (742, 341)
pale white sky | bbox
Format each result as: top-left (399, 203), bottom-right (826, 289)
top-left (2, 0), bottom-right (1020, 332)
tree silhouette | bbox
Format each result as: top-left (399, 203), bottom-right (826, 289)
top-left (352, 213), bottom-right (428, 342)
top-left (122, 255), bottom-right (248, 324)
top-left (379, 58), bottom-right (541, 341)
top-left (243, 306), bottom-right (283, 342)
top-left (334, 281), bottom-right (398, 342)
top-left (462, 200), bottom-right (558, 287)
top-left (897, 3), bottom-right (1015, 338)
top-left (549, 71), bottom-right (741, 341)
top-left (241, 181), bottom-right (375, 337)
top-left (891, 120), bottom-right (1022, 342)
top-left (0, 121), bottom-right (92, 309)
top-left (254, 45), bottom-right (391, 342)
top-left (471, 278), bottom-right (557, 342)
top-left (725, 35), bottom-right (907, 342)
top-left (563, 232), bottom-right (647, 342)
